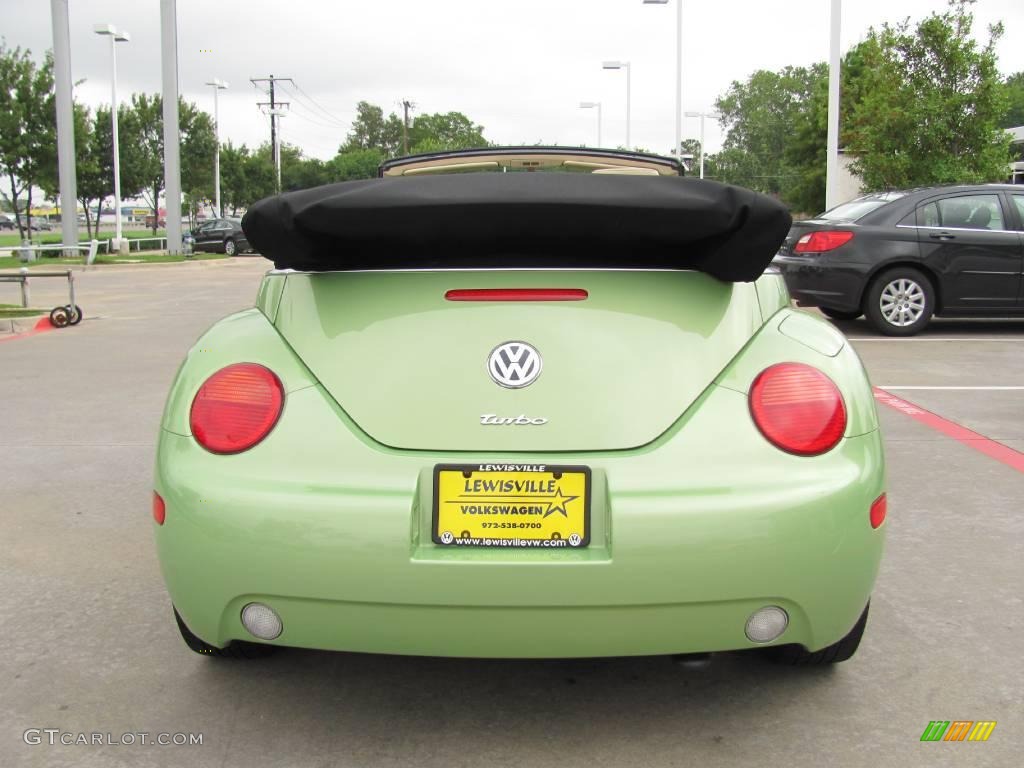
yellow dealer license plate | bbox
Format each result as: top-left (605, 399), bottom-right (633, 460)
top-left (433, 464), bottom-right (590, 548)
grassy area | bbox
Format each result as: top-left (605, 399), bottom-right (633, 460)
top-left (0, 251), bottom-right (227, 271)
top-left (0, 229), bottom-right (167, 249)
top-left (0, 303), bottom-right (43, 318)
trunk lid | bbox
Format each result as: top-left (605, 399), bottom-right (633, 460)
top-left (273, 270), bottom-right (763, 451)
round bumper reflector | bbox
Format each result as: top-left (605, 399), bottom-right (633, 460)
top-left (240, 603), bottom-right (282, 640)
top-left (745, 606), bottom-right (789, 643)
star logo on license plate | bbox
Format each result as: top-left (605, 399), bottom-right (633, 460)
top-left (543, 487), bottom-right (578, 519)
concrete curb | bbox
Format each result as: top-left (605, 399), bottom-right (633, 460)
top-left (0, 314), bottom-right (45, 334)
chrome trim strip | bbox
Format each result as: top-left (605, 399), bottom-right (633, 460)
top-left (266, 267), bottom-right (702, 275)
top-left (895, 224), bottom-right (1023, 235)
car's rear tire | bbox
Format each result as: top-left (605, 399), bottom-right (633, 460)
top-left (820, 307), bottom-right (862, 321)
top-left (173, 608), bottom-right (276, 659)
top-left (764, 603), bottom-right (869, 665)
top-left (224, 238), bottom-right (237, 256)
top-left (864, 267), bottom-right (934, 336)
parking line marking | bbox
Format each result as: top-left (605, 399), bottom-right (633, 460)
top-left (0, 316), bottom-right (55, 343)
top-left (873, 388), bottom-right (1024, 474)
top-left (878, 386), bottom-right (1024, 391)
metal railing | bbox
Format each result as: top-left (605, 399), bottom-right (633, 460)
top-left (0, 268), bottom-right (77, 311)
top-left (7, 240), bottom-right (101, 265)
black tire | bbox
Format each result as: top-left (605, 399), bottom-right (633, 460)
top-left (66, 305), bottom-right (83, 325)
top-left (820, 307), bottom-right (862, 321)
top-left (764, 603), bottom-right (869, 666)
top-left (49, 306), bottom-right (69, 328)
top-left (864, 267), bottom-right (934, 336)
top-left (223, 238), bottom-right (237, 256)
top-left (173, 608), bottom-right (276, 659)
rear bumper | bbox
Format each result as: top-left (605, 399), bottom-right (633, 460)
top-left (155, 383), bottom-right (886, 658)
top-left (773, 256), bottom-right (865, 312)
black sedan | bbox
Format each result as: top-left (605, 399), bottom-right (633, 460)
top-left (774, 185), bottom-right (1024, 335)
top-left (191, 218), bottom-right (251, 256)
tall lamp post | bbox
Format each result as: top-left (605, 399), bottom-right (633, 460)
top-left (579, 101), bottom-right (602, 147)
top-left (684, 110), bottom-right (720, 178)
top-left (825, 0), bottom-right (842, 210)
top-left (642, 0), bottom-right (683, 160)
top-left (94, 24), bottom-right (130, 251)
top-left (602, 61), bottom-right (631, 149)
top-left (205, 78), bottom-right (228, 217)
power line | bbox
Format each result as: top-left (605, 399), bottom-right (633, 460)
top-left (281, 81), bottom-right (350, 129)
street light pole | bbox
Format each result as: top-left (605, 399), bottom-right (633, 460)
top-left (94, 24), bottom-right (130, 250)
top-left (825, 0), bottom-right (842, 210)
top-left (684, 110), bottom-right (720, 178)
top-left (205, 78), bottom-right (228, 217)
top-left (51, 0), bottom-right (78, 253)
top-left (602, 61), bottom-right (631, 149)
top-left (643, 0), bottom-right (683, 158)
top-left (579, 102), bottom-right (602, 147)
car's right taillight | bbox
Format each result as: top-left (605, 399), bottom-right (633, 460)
top-left (749, 363), bottom-right (847, 456)
top-left (190, 363), bottom-right (284, 454)
top-left (793, 230), bottom-right (854, 253)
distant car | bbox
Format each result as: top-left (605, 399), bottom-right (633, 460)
top-left (29, 217), bottom-right (53, 231)
top-left (0, 214), bottom-right (15, 231)
top-left (154, 147), bottom-right (886, 666)
top-left (774, 185), bottom-right (1024, 335)
top-left (191, 218), bottom-right (250, 256)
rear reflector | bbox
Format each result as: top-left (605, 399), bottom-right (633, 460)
top-left (445, 288), bottom-right (588, 302)
top-left (870, 493), bottom-right (887, 529)
top-left (190, 363), bottom-right (284, 454)
top-left (153, 492), bottom-right (166, 525)
top-left (793, 230), bottom-right (854, 253)
top-left (749, 363), bottom-right (847, 456)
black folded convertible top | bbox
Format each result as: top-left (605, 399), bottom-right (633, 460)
top-left (241, 174), bottom-right (791, 282)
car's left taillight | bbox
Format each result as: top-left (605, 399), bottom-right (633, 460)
top-left (190, 363), bottom-right (284, 454)
top-left (749, 363), bottom-right (846, 456)
top-left (793, 230), bottom-right (854, 254)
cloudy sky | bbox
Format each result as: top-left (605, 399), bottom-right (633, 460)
top-left (7, 0), bottom-right (1024, 160)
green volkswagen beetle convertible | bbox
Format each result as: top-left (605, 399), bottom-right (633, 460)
top-left (153, 147), bottom-right (886, 664)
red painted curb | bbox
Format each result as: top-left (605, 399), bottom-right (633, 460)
top-left (0, 315), bottom-right (57, 343)
top-left (874, 387), bottom-right (1024, 474)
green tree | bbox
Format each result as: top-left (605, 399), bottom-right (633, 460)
top-left (780, 47), bottom-right (868, 213)
top-left (340, 101), bottom-right (404, 156)
top-left (847, 0), bottom-right (1011, 190)
top-left (1003, 71), bottom-right (1024, 128)
top-left (39, 103), bottom-right (113, 238)
top-left (328, 148), bottom-right (384, 181)
top-left (340, 101), bottom-right (489, 159)
top-left (0, 44), bottom-right (56, 239)
top-left (409, 111), bottom-right (486, 153)
top-left (119, 93), bottom-right (217, 233)
top-left (714, 66), bottom-right (821, 196)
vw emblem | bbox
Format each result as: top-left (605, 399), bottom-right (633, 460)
top-left (487, 341), bottom-right (543, 389)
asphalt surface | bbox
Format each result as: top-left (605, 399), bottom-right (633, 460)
top-left (1, 260), bottom-right (1021, 768)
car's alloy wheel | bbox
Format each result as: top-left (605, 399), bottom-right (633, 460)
top-left (864, 267), bottom-right (934, 336)
top-left (224, 238), bottom-right (237, 256)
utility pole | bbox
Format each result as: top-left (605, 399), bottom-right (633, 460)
top-left (251, 75), bottom-right (293, 192)
top-left (401, 99), bottom-right (415, 155)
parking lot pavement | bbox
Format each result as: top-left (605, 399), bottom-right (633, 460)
top-left (1, 266), bottom-right (1021, 767)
